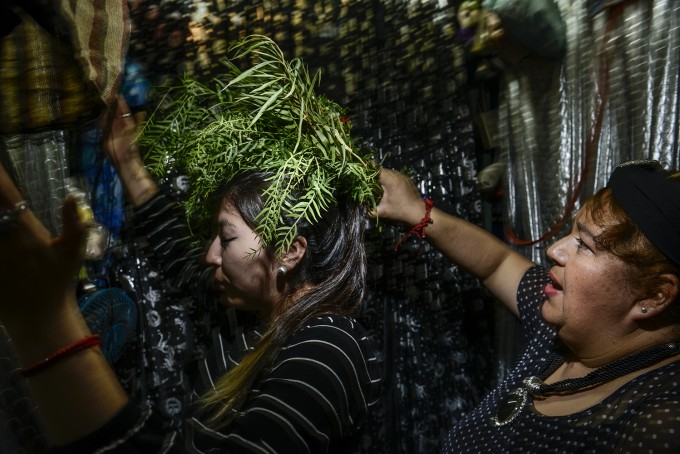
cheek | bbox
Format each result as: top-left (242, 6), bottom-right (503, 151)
top-left (221, 251), bottom-right (271, 287)
top-left (566, 266), bottom-right (626, 317)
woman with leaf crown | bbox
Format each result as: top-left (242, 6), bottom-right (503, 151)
top-left (0, 35), bottom-right (382, 453)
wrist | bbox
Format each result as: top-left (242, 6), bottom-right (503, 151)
top-left (5, 297), bottom-right (92, 368)
top-left (395, 196), bottom-right (434, 251)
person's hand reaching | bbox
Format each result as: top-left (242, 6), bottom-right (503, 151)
top-left (101, 95), bottom-right (158, 206)
top-left (374, 168), bottom-right (429, 228)
top-left (0, 162), bottom-right (90, 340)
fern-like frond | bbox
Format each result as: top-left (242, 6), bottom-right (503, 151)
top-left (138, 35), bottom-right (381, 256)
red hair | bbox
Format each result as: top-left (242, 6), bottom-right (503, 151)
top-left (583, 186), bottom-right (679, 304)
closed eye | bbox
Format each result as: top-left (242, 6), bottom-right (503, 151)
top-left (221, 237), bottom-right (236, 247)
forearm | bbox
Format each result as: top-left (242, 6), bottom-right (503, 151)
top-left (377, 168), bottom-right (533, 313)
top-left (422, 207), bottom-right (532, 311)
top-left (5, 294), bottom-right (128, 445)
top-left (104, 97), bottom-right (158, 207)
top-left (113, 144), bottom-right (158, 207)
top-left (0, 162), bottom-right (129, 446)
top-left (423, 207), bottom-right (513, 278)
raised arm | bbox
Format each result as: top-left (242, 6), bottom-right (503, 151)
top-left (0, 163), bottom-right (128, 445)
top-left (376, 168), bottom-right (534, 316)
top-left (103, 96), bottom-right (214, 298)
top-left (103, 95), bottom-right (159, 207)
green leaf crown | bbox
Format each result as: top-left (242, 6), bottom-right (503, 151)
top-left (139, 35), bottom-right (381, 256)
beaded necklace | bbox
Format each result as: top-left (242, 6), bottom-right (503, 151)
top-left (490, 342), bottom-right (680, 427)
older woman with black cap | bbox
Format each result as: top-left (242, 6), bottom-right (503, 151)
top-left (376, 160), bottom-right (680, 452)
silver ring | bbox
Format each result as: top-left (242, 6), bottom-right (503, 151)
top-left (118, 112), bottom-right (133, 118)
top-left (0, 200), bottom-right (29, 234)
top-left (14, 200), bottom-right (28, 213)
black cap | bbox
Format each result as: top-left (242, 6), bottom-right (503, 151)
top-left (608, 160), bottom-right (680, 269)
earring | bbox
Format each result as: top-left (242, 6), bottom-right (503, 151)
top-left (641, 306), bottom-right (648, 313)
top-left (277, 266), bottom-right (287, 276)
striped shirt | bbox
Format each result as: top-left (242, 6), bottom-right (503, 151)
top-left (187, 315), bottom-right (382, 453)
top-left (54, 191), bottom-right (382, 453)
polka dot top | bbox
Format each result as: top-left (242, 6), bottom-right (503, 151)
top-left (444, 266), bottom-right (680, 453)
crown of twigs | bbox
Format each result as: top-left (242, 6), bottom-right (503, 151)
top-left (138, 35), bottom-right (381, 256)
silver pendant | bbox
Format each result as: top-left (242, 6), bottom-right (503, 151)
top-left (523, 375), bottom-right (545, 398)
top-left (489, 387), bottom-right (529, 427)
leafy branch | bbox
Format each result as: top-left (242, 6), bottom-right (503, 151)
top-left (138, 35), bottom-right (381, 256)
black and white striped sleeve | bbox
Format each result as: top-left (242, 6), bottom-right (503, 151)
top-left (133, 191), bottom-right (213, 297)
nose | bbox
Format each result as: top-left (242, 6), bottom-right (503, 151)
top-left (205, 236), bottom-right (222, 267)
top-left (546, 235), bottom-right (568, 265)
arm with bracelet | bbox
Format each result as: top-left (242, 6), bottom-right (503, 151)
top-left (0, 162), bottom-right (129, 446)
top-left (376, 167), bottom-right (534, 316)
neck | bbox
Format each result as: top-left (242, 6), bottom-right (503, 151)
top-left (562, 328), bottom-right (680, 369)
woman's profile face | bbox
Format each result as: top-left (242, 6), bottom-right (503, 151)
top-left (205, 200), bottom-right (280, 317)
top-left (542, 209), bottom-right (639, 350)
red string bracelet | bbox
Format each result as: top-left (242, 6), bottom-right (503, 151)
top-left (395, 196), bottom-right (434, 251)
top-left (19, 334), bottom-right (102, 378)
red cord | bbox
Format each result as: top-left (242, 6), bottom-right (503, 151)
top-left (395, 196), bottom-right (434, 251)
top-left (19, 334), bottom-right (102, 378)
top-left (504, 4), bottom-right (625, 246)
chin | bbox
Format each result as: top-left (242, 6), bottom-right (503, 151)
top-left (221, 295), bottom-right (245, 308)
top-left (539, 300), bottom-right (554, 323)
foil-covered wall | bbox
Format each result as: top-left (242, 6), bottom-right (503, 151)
top-left (0, 132), bottom-right (70, 236)
top-left (500, 0), bottom-right (680, 265)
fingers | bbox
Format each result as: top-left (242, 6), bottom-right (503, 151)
top-left (114, 94), bottom-right (130, 117)
top-left (0, 162), bottom-right (24, 206)
top-left (0, 164), bottom-right (51, 242)
top-left (102, 96), bottom-right (141, 168)
top-left (59, 196), bottom-right (90, 250)
top-left (375, 167), bottom-right (426, 225)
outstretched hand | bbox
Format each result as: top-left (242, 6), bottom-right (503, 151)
top-left (0, 164), bottom-right (89, 333)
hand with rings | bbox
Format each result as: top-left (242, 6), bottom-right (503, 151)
top-left (104, 96), bottom-right (142, 166)
top-left (0, 200), bottom-right (29, 235)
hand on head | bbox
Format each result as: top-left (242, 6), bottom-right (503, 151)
top-left (102, 95), bottom-right (158, 206)
top-left (102, 95), bottom-right (144, 168)
top-left (374, 168), bottom-right (429, 227)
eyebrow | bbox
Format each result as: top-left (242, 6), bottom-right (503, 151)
top-left (216, 219), bottom-right (235, 230)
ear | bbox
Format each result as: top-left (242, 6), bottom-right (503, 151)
top-left (279, 236), bottom-right (308, 272)
top-left (633, 273), bottom-right (680, 319)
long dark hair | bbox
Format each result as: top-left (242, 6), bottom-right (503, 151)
top-left (199, 170), bottom-right (367, 424)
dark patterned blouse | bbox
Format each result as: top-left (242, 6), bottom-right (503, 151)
top-left (53, 192), bottom-right (382, 453)
top-left (444, 266), bottom-right (680, 453)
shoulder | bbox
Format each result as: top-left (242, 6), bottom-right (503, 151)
top-left (270, 315), bottom-right (381, 396)
top-left (278, 315), bottom-right (378, 371)
top-left (613, 361), bottom-right (680, 451)
top-left (612, 358), bottom-right (680, 423)
top-left (517, 265), bottom-right (554, 339)
top-left (246, 315), bottom-right (381, 443)
top-left (289, 315), bottom-right (370, 344)
top-left (629, 359), bottom-right (680, 404)
top-left (517, 265), bottom-right (550, 303)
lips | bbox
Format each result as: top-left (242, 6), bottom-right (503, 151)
top-left (544, 271), bottom-right (563, 297)
top-left (212, 278), bottom-right (226, 291)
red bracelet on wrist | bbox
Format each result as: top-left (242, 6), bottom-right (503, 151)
top-left (19, 334), bottom-right (102, 378)
top-left (395, 196), bottom-right (434, 251)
